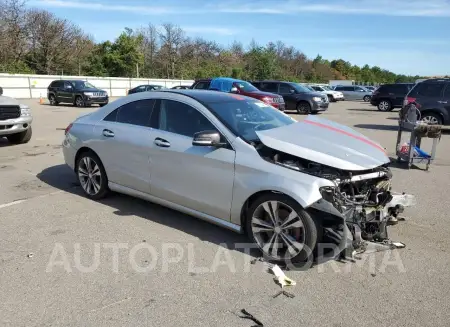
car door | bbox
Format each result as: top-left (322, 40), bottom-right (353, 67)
top-left (92, 99), bottom-right (157, 193)
top-left (59, 81), bottom-right (74, 102)
top-left (335, 86), bottom-right (351, 99)
top-left (148, 98), bottom-right (235, 221)
top-left (278, 83), bottom-right (297, 110)
top-left (390, 84), bottom-right (408, 107)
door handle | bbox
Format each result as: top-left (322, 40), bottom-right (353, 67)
top-left (438, 100), bottom-right (447, 104)
top-left (154, 137), bottom-right (170, 148)
top-left (102, 129), bottom-right (115, 137)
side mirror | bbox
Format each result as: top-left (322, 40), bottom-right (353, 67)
top-left (290, 89), bottom-right (295, 94)
top-left (192, 130), bottom-right (225, 147)
top-left (230, 87), bottom-right (238, 93)
top-left (0, 87), bottom-right (3, 95)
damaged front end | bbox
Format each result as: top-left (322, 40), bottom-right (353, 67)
top-left (258, 145), bottom-right (416, 260)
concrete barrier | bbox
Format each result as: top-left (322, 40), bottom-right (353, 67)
top-left (0, 73), bottom-right (195, 99)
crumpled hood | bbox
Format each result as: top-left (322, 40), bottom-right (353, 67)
top-left (0, 95), bottom-right (20, 106)
top-left (256, 115), bottom-right (390, 171)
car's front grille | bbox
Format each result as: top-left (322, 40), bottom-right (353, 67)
top-left (0, 106), bottom-right (20, 121)
top-left (93, 92), bottom-right (106, 97)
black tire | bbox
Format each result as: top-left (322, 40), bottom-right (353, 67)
top-left (99, 103), bottom-right (108, 107)
top-left (421, 112), bottom-right (443, 125)
top-left (7, 127), bottom-right (32, 144)
top-left (363, 95), bottom-right (371, 102)
top-left (74, 95), bottom-right (85, 107)
top-left (296, 101), bottom-right (311, 114)
top-left (377, 100), bottom-right (391, 111)
top-left (48, 94), bottom-right (59, 105)
top-left (75, 150), bottom-right (109, 200)
top-left (327, 94), bottom-right (336, 102)
top-left (245, 193), bottom-right (318, 263)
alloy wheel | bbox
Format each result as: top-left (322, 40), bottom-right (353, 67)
top-left (421, 115), bottom-right (440, 125)
top-left (251, 200), bottom-right (306, 260)
top-left (49, 95), bottom-right (56, 105)
top-left (76, 97), bottom-right (84, 107)
top-left (363, 95), bottom-right (371, 102)
top-left (78, 156), bottom-right (102, 195)
top-left (378, 100), bottom-right (390, 111)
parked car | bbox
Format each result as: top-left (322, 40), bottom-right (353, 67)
top-left (309, 84), bottom-right (345, 102)
top-left (333, 85), bottom-right (372, 102)
top-left (191, 78), bottom-right (285, 111)
top-left (251, 80), bottom-right (329, 114)
top-left (47, 80), bottom-right (109, 107)
top-left (62, 89), bottom-right (413, 262)
top-left (364, 86), bottom-right (376, 92)
top-left (171, 85), bottom-right (191, 90)
top-left (128, 84), bottom-right (164, 94)
top-left (0, 86), bottom-right (33, 144)
top-left (370, 83), bottom-right (414, 111)
top-left (404, 78), bottom-right (450, 125)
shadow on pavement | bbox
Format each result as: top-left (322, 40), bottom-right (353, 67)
top-left (37, 164), bottom-right (258, 259)
top-left (354, 124), bottom-right (398, 131)
top-left (347, 108), bottom-right (380, 112)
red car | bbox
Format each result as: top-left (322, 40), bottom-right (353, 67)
top-left (191, 78), bottom-right (286, 111)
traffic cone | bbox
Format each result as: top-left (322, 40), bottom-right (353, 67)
top-left (39, 94), bottom-right (44, 105)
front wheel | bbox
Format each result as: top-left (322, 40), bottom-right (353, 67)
top-left (75, 151), bottom-right (109, 200)
top-left (48, 94), bottom-right (59, 105)
top-left (296, 101), bottom-right (311, 114)
top-left (74, 96), bottom-right (85, 107)
top-left (7, 127), bottom-right (32, 144)
top-left (327, 94), bottom-right (335, 102)
top-left (99, 103), bottom-right (108, 107)
top-left (246, 193), bottom-right (318, 263)
top-left (363, 95), bottom-right (371, 102)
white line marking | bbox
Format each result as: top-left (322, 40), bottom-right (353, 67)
top-left (0, 199), bottom-right (26, 209)
top-left (0, 190), bottom-right (66, 210)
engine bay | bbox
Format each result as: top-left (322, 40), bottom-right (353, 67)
top-left (256, 143), bottom-right (414, 257)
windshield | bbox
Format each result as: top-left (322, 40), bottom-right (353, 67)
top-left (72, 81), bottom-right (96, 89)
top-left (235, 81), bottom-right (259, 92)
top-left (294, 83), bottom-right (314, 92)
top-left (322, 86), bottom-right (332, 91)
top-left (207, 99), bottom-right (295, 142)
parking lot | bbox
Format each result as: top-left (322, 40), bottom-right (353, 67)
top-left (1, 98), bottom-right (450, 327)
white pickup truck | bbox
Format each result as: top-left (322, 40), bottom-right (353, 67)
top-left (0, 87), bottom-right (33, 144)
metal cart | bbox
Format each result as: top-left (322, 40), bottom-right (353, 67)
top-left (395, 104), bottom-right (442, 171)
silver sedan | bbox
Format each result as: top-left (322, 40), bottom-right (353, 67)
top-left (62, 90), bottom-right (412, 264)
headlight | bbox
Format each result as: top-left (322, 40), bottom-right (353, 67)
top-left (312, 97), bottom-right (322, 102)
top-left (84, 92), bottom-right (94, 96)
top-left (20, 106), bottom-right (31, 117)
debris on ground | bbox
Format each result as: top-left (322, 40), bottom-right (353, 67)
top-left (270, 265), bottom-right (296, 288)
top-left (27, 253), bottom-right (34, 258)
top-left (238, 309), bottom-right (264, 326)
top-left (272, 290), bottom-right (295, 299)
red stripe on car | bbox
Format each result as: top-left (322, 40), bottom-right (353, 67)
top-left (303, 119), bottom-right (387, 154)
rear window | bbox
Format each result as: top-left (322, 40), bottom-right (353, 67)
top-left (193, 81), bottom-right (210, 90)
top-left (50, 81), bottom-right (63, 88)
top-left (380, 84), bottom-right (409, 94)
top-left (410, 82), bottom-right (445, 97)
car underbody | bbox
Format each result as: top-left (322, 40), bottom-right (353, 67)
top-left (257, 144), bottom-right (416, 260)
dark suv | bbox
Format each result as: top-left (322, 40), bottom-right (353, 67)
top-left (404, 78), bottom-right (450, 125)
top-left (251, 80), bottom-right (328, 114)
top-left (370, 83), bottom-right (414, 111)
top-left (47, 80), bottom-right (109, 107)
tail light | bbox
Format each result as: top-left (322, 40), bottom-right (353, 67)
top-left (403, 96), bottom-right (417, 107)
top-left (65, 123), bottom-right (73, 135)
top-left (261, 97), bottom-right (274, 103)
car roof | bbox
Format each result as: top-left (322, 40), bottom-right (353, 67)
top-left (420, 78), bottom-right (450, 83)
top-left (252, 80), bottom-right (293, 84)
top-left (160, 89), bottom-right (253, 103)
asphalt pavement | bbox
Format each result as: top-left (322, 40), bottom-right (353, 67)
top-left (1, 98), bottom-right (450, 327)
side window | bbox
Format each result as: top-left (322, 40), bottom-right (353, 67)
top-left (279, 83), bottom-right (293, 94)
top-left (414, 83), bottom-right (445, 97)
top-left (105, 99), bottom-right (155, 126)
top-left (251, 82), bottom-right (261, 89)
top-left (342, 86), bottom-right (354, 91)
top-left (64, 81), bottom-right (72, 89)
top-left (334, 86), bottom-right (343, 91)
top-left (158, 100), bottom-right (216, 137)
top-left (193, 81), bottom-right (210, 90)
top-left (312, 86), bottom-right (321, 91)
top-left (390, 84), bottom-right (407, 94)
top-left (261, 83), bottom-right (278, 93)
top-left (135, 85), bottom-right (146, 92)
top-left (355, 87), bottom-right (365, 92)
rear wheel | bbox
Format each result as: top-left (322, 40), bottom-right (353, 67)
top-left (296, 101), bottom-right (311, 114)
top-left (246, 193), bottom-right (317, 263)
top-left (7, 127), bottom-right (32, 144)
top-left (378, 100), bottom-right (391, 111)
top-left (421, 112), bottom-right (442, 125)
top-left (75, 151), bottom-right (109, 200)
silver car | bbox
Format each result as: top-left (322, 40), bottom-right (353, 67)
top-left (63, 90), bottom-right (415, 263)
top-left (333, 85), bottom-right (372, 102)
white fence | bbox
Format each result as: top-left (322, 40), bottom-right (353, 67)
top-left (0, 73), bottom-right (195, 99)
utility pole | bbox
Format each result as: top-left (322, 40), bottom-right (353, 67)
top-left (136, 63), bottom-right (139, 78)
